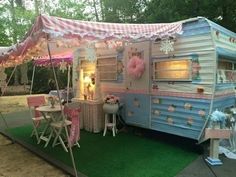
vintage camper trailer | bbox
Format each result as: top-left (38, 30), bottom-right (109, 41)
top-left (73, 17), bottom-right (236, 141)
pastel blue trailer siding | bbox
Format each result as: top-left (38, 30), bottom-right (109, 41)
top-left (74, 17), bottom-right (236, 141)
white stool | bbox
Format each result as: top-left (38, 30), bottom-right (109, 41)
top-left (103, 103), bottom-right (119, 137)
top-left (103, 113), bottom-right (117, 137)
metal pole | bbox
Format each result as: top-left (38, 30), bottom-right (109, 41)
top-left (30, 65), bottom-right (36, 95)
top-left (1, 65), bottom-right (17, 96)
top-left (47, 41), bottom-right (78, 177)
top-left (66, 65), bottom-right (71, 104)
top-left (0, 112), bottom-right (9, 129)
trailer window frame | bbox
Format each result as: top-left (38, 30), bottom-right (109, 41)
top-left (153, 58), bottom-right (192, 81)
top-left (97, 55), bottom-right (118, 81)
top-left (217, 58), bottom-right (236, 83)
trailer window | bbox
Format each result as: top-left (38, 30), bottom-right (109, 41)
top-left (97, 56), bottom-right (117, 81)
top-left (217, 60), bottom-right (236, 83)
top-left (218, 61), bottom-right (233, 70)
top-left (153, 59), bottom-right (191, 81)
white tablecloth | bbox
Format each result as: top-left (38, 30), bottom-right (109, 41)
top-left (72, 99), bottom-right (104, 133)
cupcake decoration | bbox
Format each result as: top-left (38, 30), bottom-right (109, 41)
top-left (184, 103), bottom-right (192, 110)
top-left (168, 104), bottom-right (176, 112)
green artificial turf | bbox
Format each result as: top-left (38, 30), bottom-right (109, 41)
top-left (8, 125), bottom-right (198, 177)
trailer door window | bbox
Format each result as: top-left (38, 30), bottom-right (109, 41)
top-left (153, 59), bottom-right (191, 81)
top-left (217, 59), bottom-right (236, 83)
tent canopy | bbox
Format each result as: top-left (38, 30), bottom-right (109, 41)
top-left (0, 47), bottom-right (10, 55)
top-left (33, 52), bottom-right (72, 67)
top-left (0, 14), bottom-right (182, 68)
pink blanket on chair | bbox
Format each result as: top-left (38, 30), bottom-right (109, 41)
top-left (64, 107), bottom-right (80, 147)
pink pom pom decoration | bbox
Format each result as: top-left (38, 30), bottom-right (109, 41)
top-left (127, 56), bottom-right (145, 79)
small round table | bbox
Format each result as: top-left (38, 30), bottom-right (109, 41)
top-left (36, 105), bottom-right (62, 147)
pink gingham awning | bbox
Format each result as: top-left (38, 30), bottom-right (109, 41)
top-left (0, 14), bottom-right (182, 67)
top-left (41, 14), bottom-right (182, 40)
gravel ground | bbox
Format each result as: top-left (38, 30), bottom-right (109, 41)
top-left (0, 134), bottom-right (68, 177)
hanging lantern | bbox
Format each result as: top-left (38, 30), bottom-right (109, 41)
top-left (56, 40), bottom-right (64, 48)
top-left (115, 40), bottom-right (124, 52)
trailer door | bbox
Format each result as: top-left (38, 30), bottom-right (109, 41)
top-left (124, 41), bottom-right (150, 128)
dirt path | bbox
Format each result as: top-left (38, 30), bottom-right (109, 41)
top-left (0, 134), bottom-right (68, 177)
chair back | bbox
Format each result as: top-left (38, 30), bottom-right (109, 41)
top-left (27, 96), bottom-right (46, 107)
top-left (27, 96), bottom-right (46, 118)
top-left (64, 102), bottom-right (81, 147)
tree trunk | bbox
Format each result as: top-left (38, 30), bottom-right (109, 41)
top-left (92, 0), bottom-right (99, 21)
top-left (99, 0), bottom-right (104, 21)
top-left (20, 63), bottom-right (28, 85)
top-left (34, 0), bottom-right (40, 15)
top-left (9, 0), bottom-right (19, 85)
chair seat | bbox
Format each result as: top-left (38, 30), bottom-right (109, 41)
top-left (106, 123), bottom-right (116, 127)
top-left (50, 120), bottom-right (72, 128)
top-left (32, 116), bottom-right (44, 121)
top-left (32, 115), bottom-right (50, 121)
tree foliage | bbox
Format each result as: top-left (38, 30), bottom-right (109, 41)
top-left (143, 0), bottom-right (236, 31)
top-left (42, 0), bottom-right (86, 20)
top-left (0, 0), bottom-right (236, 93)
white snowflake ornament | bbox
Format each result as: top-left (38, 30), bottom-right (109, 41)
top-left (160, 39), bottom-right (174, 54)
top-left (85, 42), bottom-right (96, 62)
top-left (59, 60), bottom-right (67, 73)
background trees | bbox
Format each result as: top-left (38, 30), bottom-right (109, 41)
top-left (0, 0), bottom-right (235, 93)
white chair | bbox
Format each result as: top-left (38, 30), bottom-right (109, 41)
top-left (26, 96), bottom-right (49, 142)
top-left (51, 102), bottom-right (80, 152)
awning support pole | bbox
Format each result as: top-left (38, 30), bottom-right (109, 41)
top-left (30, 65), bottom-right (36, 95)
top-left (66, 65), bottom-right (71, 104)
top-left (1, 65), bottom-right (17, 96)
top-left (47, 41), bottom-right (78, 177)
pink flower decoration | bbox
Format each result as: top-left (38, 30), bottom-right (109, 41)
top-left (104, 94), bottom-right (120, 104)
top-left (127, 56), bottom-right (145, 79)
top-left (187, 117), bottom-right (193, 126)
top-left (167, 117), bottom-right (174, 124)
top-left (198, 110), bottom-right (206, 117)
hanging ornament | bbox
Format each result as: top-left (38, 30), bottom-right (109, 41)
top-left (56, 40), bottom-right (64, 48)
top-left (160, 38), bottom-right (174, 54)
top-left (85, 42), bottom-right (96, 62)
top-left (59, 60), bottom-right (67, 73)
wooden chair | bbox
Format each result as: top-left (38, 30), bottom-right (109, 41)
top-left (26, 96), bottom-right (49, 142)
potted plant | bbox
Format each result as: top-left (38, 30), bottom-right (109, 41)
top-left (103, 95), bottom-right (120, 114)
